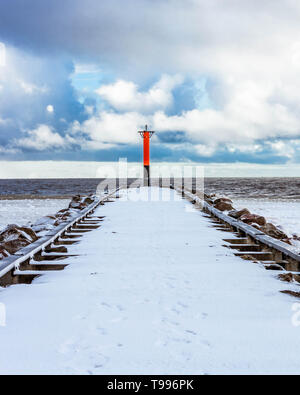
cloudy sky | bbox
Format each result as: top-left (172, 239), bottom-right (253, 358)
top-left (0, 0), bottom-right (300, 164)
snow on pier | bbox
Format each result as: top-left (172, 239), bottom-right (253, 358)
top-left (0, 187), bottom-right (300, 375)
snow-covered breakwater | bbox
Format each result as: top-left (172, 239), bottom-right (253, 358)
top-left (1, 187), bottom-right (300, 374)
top-left (235, 199), bottom-right (300, 251)
top-left (0, 195), bottom-right (97, 260)
top-left (200, 192), bottom-right (300, 252)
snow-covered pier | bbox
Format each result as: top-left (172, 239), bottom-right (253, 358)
top-left (0, 187), bottom-right (300, 375)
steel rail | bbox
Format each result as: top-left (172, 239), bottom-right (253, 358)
top-left (179, 188), bottom-right (300, 264)
top-left (0, 189), bottom-right (120, 281)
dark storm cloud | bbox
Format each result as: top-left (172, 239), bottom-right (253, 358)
top-left (0, 0), bottom-right (300, 163)
top-left (0, 0), bottom-right (179, 76)
top-left (0, 48), bottom-right (87, 152)
top-left (1, 0), bottom-right (297, 77)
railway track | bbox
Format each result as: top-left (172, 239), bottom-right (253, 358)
top-left (179, 188), bottom-right (300, 287)
top-left (1, 185), bottom-right (299, 294)
top-left (0, 189), bottom-right (119, 287)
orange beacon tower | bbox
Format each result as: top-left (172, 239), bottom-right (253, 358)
top-left (138, 125), bottom-right (155, 186)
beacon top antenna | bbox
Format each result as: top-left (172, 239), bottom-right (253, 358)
top-left (138, 125), bottom-right (155, 187)
top-left (138, 125), bottom-right (155, 138)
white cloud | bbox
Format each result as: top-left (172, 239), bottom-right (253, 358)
top-left (96, 74), bottom-right (183, 113)
top-left (0, 145), bottom-right (19, 154)
top-left (194, 144), bottom-right (216, 157)
top-left (84, 105), bottom-right (94, 115)
top-left (16, 125), bottom-right (66, 151)
top-left (83, 1), bottom-right (300, 153)
top-left (152, 88), bottom-right (300, 145)
top-left (226, 143), bottom-right (263, 154)
top-left (2, 1), bottom-right (300, 162)
top-left (69, 111), bottom-right (147, 149)
top-left (266, 139), bottom-right (300, 159)
top-left (92, 68), bottom-right (300, 150)
top-left (18, 79), bottom-right (48, 95)
top-left (67, 100), bottom-right (300, 154)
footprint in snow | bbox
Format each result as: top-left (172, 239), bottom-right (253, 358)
top-left (185, 330), bottom-right (197, 335)
top-left (161, 318), bottom-right (180, 327)
top-left (92, 354), bottom-right (110, 371)
top-left (171, 337), bottom-right (192, 344)
top-left (201, 340), bottom-right (212, 348)
top-left (96, 327), bottom-right (107, 335)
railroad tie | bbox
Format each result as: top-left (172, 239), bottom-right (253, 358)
top-left (0, 190), bottom-right (119, 287)
top-left (179, 187), bottom-right (300, 289)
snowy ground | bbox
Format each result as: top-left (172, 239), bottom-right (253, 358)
top-left (235, 199), bottom-right (300, 250)
top-left (0, 188), bottom-right (300, 375)
top-left (0, 199), bottom-right (70, 231)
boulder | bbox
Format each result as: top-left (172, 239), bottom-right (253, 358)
top-left (228, 208), bottom-right (251, 219)
top-left (56, 208), bottom-right (78, 220)
top-left (0, 224), bottom-right (38, 243)
top-left (18, 226), bottom-right (38, 241)
top-left (31, 216), bottom-right (57, 233)
top-left (68, 195), bottom-right (95, 210)
top-left (83, 196), bottom-right (95, 206)
top-left (204, 193), bottom-right (215, 203)
top-left (278, 273), bottom-right (294, 283)
top-left (240, 214), bottom-right (266, 226)
top-left (0, 247), bottom-right (10, 260)
top-left (54, 214), bottom-right (72, 226)
top-left (53, 209), bottom-right (74, 226)
top-left (57, 208), bottom-right (70, 215)
top-left (282, 238), bottom-right (292, 245)
top-left (214, 201), bottom-right (234, 212)
top-left (281, 290), bottom-right (300, 298)
top-left (68, 195), bottom-right (83, 209)
top-left (213, 197), bottom-right (233, 205)
top-left (1, 240), bottom-right (29, 255)
top-left (0, 224), bottom-right (39, 255)
top-left (260, 223), bottom-right (288, 240)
